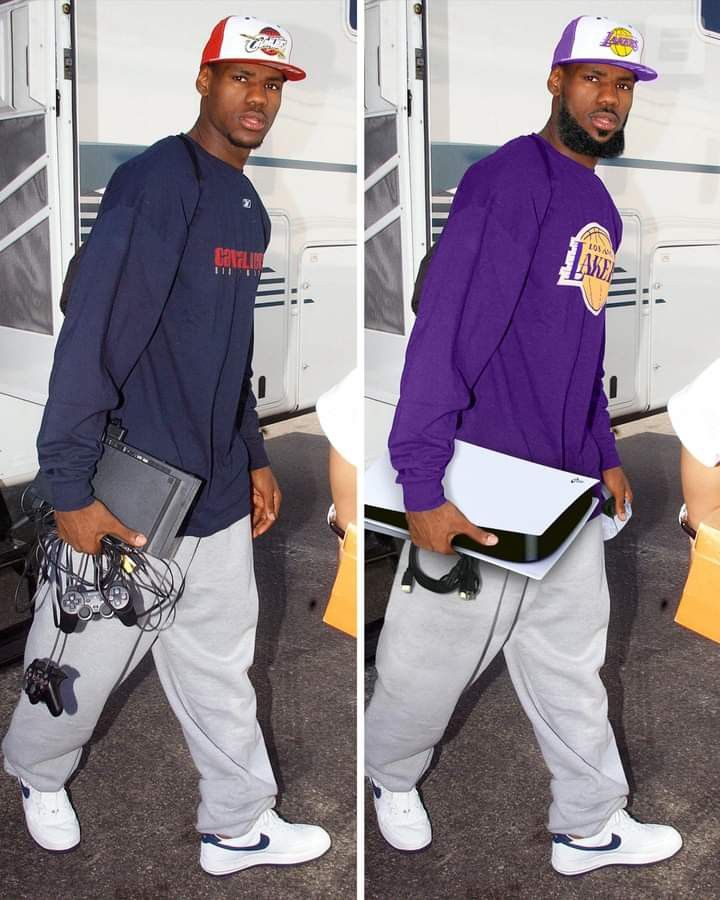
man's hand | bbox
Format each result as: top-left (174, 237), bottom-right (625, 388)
top-left (250, 466), bottom-right (282, 538)
top-left (406, 501), bottom-right (498, 555)
top-left (602, 465), bottom-right (633, 520)
top-left (55, 500), bottom-right (147, 555)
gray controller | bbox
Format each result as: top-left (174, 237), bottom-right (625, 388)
top-left (60, 589), bottom-right (113, 621)
top-left (58, 584), bottom-right (137, 633)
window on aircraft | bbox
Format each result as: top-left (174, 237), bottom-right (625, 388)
top-left (348, 0), bottom-right (357, 34)
top-left (701, 0), bottom-right (720, 35)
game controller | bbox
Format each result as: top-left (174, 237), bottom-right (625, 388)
top-left (58, 582), bottom-right (139, 633)
top-left (23, 658), bottom-right (66, 717)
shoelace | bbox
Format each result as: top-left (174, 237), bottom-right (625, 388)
top-left (256, 808), bottom-right (287, 832)
top-left (612, 809), bottom-right (643, 833)
top-left (33, 792), bottom-right (65, 816)
top-left (388, 792), bottom-right (419, 817)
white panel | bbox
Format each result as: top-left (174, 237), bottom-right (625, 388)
top-left (365, 2), bottom-right (395, 114)
top-left (365, 395), bottom-right (397, 466)
top-left (253, 214), bottom-right (290, 412)
top-left (605, 214), bottom-right (641, 412)
top-left (10, 4), bottom-right (44, 113)
top-left (378, 0), bottom-right (401, 108)
top-left (0, 392), bottom-right (43, 483)
top-left (299, 244), bottom-right (356, 407)
top-left (0, 10), bottom-right (11, 111)
top-left (650, 244), bottom-right (720, 407)
top-left (27, 0), bottom-right (49, 107)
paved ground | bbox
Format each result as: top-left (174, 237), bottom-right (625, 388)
top-left (0, 418), bottom-right (356, 899)
top-left (365, 415), bottom-right (720, 899)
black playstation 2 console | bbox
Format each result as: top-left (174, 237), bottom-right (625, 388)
top-left (33, 422), bottom-right (202, 559)
top-left (91, 427), bottom-right (202, 559)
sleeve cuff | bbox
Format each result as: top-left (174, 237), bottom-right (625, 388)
top-left (400, 478), bottom-right (447, 513)
top-left (599, 444), bottom-right (622, 472)
top-left (48, 479), bottom-right (95, 512)
top-left (246, 438), bottom-right (270, 471)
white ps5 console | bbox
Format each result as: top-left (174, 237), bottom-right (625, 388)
top-left (365, 440), bottom-right (600, 580)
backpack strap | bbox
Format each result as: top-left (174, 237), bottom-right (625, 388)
top-left (177, 132), bottom-right (203, 185)
top-left (529, 133), bottom-right (555, 225)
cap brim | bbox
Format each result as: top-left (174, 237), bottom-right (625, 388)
top-left (554, 57), bottom-right (658, 81)
top-left (202, 57), bottom-right (306, 81)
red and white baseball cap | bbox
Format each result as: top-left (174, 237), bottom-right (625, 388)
top-left (552, 15), bottom-right (657, 81)
top-left (201, 15), bottom-right (307, 81)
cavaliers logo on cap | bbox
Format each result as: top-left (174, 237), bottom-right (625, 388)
top-left (557, 222), bottom-right (615, 315)
top-left (241, 27), bottom-right (289, 60)
top-left (600, 27), bottom-right (639, 58)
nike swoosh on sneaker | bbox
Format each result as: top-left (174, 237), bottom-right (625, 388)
top-left (553, 833), bottom-right (622, 852)
top-left (201, 833), bottom-right (270, 851)
top-left (20, 781), bottom-right (30, 799)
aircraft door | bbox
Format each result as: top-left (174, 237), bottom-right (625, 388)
top-left (0, 0), bottom-right (72, 482)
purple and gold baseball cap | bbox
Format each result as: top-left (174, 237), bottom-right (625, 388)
top-left (552, 15), bottom-right (657, 81)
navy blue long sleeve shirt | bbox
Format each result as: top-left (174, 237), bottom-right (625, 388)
top-left (38, 136), bottom-right (270, 536)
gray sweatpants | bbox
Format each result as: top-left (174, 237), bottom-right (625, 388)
top-left (365, 516), bottom-right (629, 836)
top-left (2, 515), bottom-right (277, 836)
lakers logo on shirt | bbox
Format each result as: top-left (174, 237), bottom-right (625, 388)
top-left (557, 222), bottom-right (615, 315)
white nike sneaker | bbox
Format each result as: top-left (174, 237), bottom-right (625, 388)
top-left (551, 808), bottom-right (683, 875)
top-left (371, 780), bottom-right (432, 851)
top-left (199, 808), bottom-right (331, 876)
top-left (20, 780), bottom-right (80, 852)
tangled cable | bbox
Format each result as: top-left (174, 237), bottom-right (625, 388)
top-left (15, 486), bottom-right (192, 717)
top-left (15, 482), bottom-right (188, 650)
top-left (401, 543), bottom-right (481, 600)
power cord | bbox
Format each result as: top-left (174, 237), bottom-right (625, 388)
top-left (401, 543), bottom-right (481, 600)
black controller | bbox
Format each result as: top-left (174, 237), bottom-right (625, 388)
top-left (23, 659), bottom-right (66, 717)
top-left (58, 583), bottom-right (139, 634)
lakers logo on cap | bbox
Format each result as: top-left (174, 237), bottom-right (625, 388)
top-left (557, 222), bottom-right (615, 315)
top-left (600, 27), bottom-right (639, 58)
top-left (241, 28), bottom-right (288, 59)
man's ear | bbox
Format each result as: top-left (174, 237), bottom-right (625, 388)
top-left (547, 65), bottom-right (563, 98)
top-left (196, 64), bottom-right (211, 97)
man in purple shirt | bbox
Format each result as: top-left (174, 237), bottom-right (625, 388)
top-left (366, 16), bottom-right (683, 876)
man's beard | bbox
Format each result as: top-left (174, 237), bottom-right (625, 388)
top-left (558, 96), bottom-right (626, 159)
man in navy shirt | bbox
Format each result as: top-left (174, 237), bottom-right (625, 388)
top-left (3, 16), bottom-right (331, 877)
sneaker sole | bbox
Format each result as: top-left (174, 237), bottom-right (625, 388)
top-left (552, 838), bottom-right (683, 876)
top-left (201, 841), bottom-right (331, 876)
top-left (377, 821), bottom-right (432, 853)
top-left (25, 820), bottom-right (80, 853)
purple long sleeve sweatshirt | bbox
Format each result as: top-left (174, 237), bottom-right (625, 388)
top-left (389, 134), bottom-right (622, 512)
